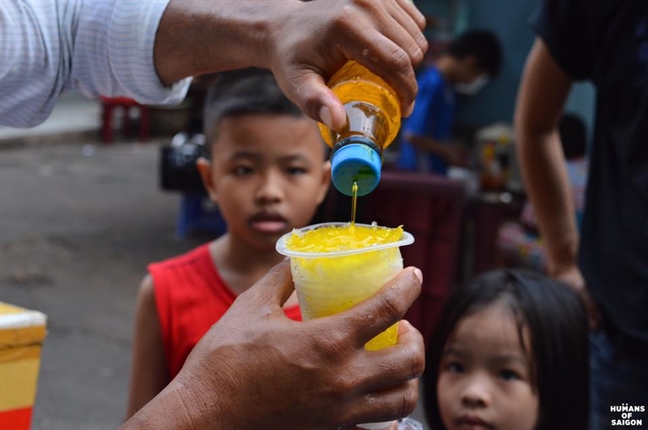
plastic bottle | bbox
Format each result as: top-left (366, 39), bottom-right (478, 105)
top-left (318, 61), bottom-right (401, 196)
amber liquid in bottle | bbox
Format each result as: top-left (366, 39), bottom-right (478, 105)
top-left (318, 61), bottom-right (402, 197)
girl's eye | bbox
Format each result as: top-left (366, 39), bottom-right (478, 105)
top-left (233, 166), bottom-right (253, 176)
top-left (447, 362), bottom-right (464, 373)
top-left (499, 369), bottom-right (520, 381)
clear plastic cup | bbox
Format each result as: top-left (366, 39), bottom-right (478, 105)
top-left (276, 222), bottom-right (415, 429)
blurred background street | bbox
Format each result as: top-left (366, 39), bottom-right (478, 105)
top-left (0, 139), bottom-right (205, 429)
top-left (0, 138), bottom-right (431, 429)
top-left (0, 0), bottom-right (598, 426)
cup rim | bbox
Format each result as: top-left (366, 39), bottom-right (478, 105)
top-left (275, 222), bottom-right (415, 258)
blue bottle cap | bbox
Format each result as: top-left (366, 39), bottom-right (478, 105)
top-left (331, 138), bottom-right (382, 196)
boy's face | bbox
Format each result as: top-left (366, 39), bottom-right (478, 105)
top-left (436, 302), bottom-right (539, 430)
top-left (455, 55), bottom-right (488, 84)
top-left (197, 114), bottom-right (330, 250)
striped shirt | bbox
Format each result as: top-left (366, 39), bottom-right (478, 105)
top-left (0, 0), bottom-right (191, 127)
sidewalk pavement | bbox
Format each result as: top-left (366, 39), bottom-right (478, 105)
top-left (0, 142), bottom-right (202, 428)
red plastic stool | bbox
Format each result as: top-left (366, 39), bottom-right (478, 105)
top-left (100, 96), bottom-right (150, 144)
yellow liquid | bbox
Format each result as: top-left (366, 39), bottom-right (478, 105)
top-left (285, 224), bottom-right (403, 252)
top-left (286, 224), bottom-right (404, 350)
top-left (351, 181), bottom-right (358, 226)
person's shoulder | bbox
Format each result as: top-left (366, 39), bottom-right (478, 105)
top-left (144, 243), bottom-right (218, 310)
top-left (530, 0), bottom-right (608, 80)
top-left (148, 243), bottom-right (211, 273)
top-left (136, 274), bottom-right (156, 307)
top-left (147, 243), bottom-right (211, 281)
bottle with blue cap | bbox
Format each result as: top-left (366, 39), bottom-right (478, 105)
top-left (318, 61), bottom-right (401, 197)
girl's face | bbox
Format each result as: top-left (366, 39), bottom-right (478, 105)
top-left (437, 302), bottom-right (539, 430)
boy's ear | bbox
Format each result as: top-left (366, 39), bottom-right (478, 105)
top-left (316, 160), bottom-right (332, 205)
top-left (196, 157), bottom-right (218, 202)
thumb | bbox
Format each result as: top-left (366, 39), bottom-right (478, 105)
top-left (246, 260), bottom-right (296, 309)
top-left (279, 69), bottom-right (347, 131)
top-left (331, 267), bottom-right (423, 347)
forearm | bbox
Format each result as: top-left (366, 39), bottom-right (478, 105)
top-left (122, 378), bottom-right (232, 430)
top-left (514, 38), bottom-right (577, 274)
top-left (154, 0), bottom-right (290, 84)
top-left (517, 129), bottom-right (578, 273)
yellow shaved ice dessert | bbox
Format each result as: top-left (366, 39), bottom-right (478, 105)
top-left (285, 224), bottom-right (404, 253)
top-left (285, 224), bottom-right (404, 350)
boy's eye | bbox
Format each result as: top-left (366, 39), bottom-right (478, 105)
top-left (447, 362), bottom-right (464, 373)
top-left (233, 166), bottom-right (254, 176)
top-left (286, 166), bottom-right (307, 176)
top-left (499, 369), bottom-right (520, 381)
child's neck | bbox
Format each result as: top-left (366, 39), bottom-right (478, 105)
top-left (210, 233), bottom-right (285, 295)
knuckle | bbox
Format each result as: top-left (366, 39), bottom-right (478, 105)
top-left (409, 345), bottom-right (425, 378)
top-left (329, 325), bottom-right (352, 345)
top-left (333, 6), bottom-right (356, 30)
top-left (379, 289), bottom-right (404, 320)
top-left (411, 45), bottom-right (424, 67)
top-left (310, 330), bottom-right (333, 352)
top-left (399, 382), bottom-right (419, 416)
top-left (328, 373), bottom-right (355, 397)
top-left (387, 48), bottom-right (417, 100)
top-left (418, 34), bottom-right (429, 53)
top-left (301, 93), bottom-right (322, 121)
top-left (390, 47), bottom-right (412, 72)
top-left (313, 328), bottom-right (351, 359)
top-left (406, 326), bottom-right (426, 376)
top-left (349, 0), bottom-right (373, 10)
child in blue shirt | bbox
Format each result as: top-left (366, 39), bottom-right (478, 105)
top-left (397, 30), bottom-right (502, 175)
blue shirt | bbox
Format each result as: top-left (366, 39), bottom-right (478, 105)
top-left (0, 0), bottom-right (191, 127)
top-left (396, 66), bottom-right (455, 175)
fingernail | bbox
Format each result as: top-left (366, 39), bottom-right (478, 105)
top-left (413, 268), bottom-right (423, 284)
top-left (319, 106), bottom-right (333, 130)
top-left (404, 101), bottom-right (415, 117)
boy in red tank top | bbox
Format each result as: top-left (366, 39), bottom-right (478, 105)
top-left (126, 70), bottom-right (331, 418)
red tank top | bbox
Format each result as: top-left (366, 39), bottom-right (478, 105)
top-left (149, 244), bottom-right (302, 380)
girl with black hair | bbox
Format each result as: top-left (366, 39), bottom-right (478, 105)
top-left (424, 269), bottom-right (589, 430)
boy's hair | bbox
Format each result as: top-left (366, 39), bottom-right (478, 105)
top-left (447, 30), bottom-right (503, 77)
top-left (424, 269), bottom-right (589, 430)
top-left (202, 68), bottom-right (303, 149)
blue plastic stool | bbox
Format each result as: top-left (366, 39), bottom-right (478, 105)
top-left (176, 192), bottom-right (227, 239)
